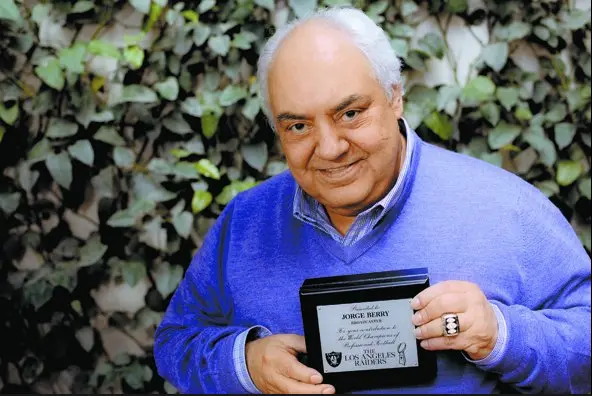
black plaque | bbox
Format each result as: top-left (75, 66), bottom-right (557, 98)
top-left (299, 267), bottom-right (437, 393)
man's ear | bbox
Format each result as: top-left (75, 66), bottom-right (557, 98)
top-left (390, 84), bottom-right (404, 119)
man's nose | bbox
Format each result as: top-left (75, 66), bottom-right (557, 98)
top-left (315, 120), bottom-right (349, 161)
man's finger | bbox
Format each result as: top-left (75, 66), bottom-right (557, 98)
top-left (283, 334), bottom-right (308, 353)
top-left (411, 292), bottom-right (468, 326)
top-left (281, 377), bottom-right (335, 394)
top-left (414, 312), bottom-right (472, 340)
top-left (280, 359), bottom-right (324, 385)
top-left (419, 335), bottom-right (465, 352)
top-left (411, 280), bottom-right (473, 310)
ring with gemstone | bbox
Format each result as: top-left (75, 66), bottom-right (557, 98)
top-left (441, 313), bottom-right (460, 337)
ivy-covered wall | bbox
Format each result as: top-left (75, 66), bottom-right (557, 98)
top-left (0, 0), bottom-right (590, 393)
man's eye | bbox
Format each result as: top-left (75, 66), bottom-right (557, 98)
top-left (288, 123), bottom-right (308, 134)
top-left (342, 110), bottom-right (360, 121)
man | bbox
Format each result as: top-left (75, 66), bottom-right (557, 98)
top-left (154, 6), bottom-right (591, 394)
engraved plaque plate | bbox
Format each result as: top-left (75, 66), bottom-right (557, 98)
top-left (317, 299), bottom-right (419, 373)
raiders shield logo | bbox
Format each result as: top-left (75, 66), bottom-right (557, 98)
top-left (325, 351), bottom-right (342, 368)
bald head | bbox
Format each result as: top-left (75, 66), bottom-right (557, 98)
top-left (268, 21), bottom-right (376, 116)
top-left (256, 7), bottom-right (403, 127)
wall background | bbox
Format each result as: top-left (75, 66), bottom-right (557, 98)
top-left (0, 0), bottom-right (590, 393)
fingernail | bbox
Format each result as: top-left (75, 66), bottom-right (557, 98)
top-left (322, 386), bottom-right (335, 394)
top-left (410, 297), bottom-right (420, 309)
top-left (310, 374), bottom-right (322, 384)
top-left (414, 327), bottom-right (422, 339)
top-left (420, 340), bottom-right (427, 348)
top-left (411, 313), bottom-right (421, 325)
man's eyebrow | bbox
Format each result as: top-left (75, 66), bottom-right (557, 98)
top-left (276, 112), bottom-right (309, 122)
top-left (331, 94), bottom-right (368, 113)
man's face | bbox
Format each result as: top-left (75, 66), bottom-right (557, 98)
top-left (267, 22), bottom-right (405, 217)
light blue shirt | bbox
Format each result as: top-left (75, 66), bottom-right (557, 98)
top-left (233, 119), bottom-right (508, 393)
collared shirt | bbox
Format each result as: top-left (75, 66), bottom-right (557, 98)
top-left (292, 118), bottom-right (416, 246)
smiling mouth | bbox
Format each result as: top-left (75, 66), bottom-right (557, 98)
top-left (319, 160), bottom-right (361, 178)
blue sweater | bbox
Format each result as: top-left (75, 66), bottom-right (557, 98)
top-left (154, 134), bottom-right (591, 394)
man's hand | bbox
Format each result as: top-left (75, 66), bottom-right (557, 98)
top-left (410, 280), bottom-right (498, 360)
top-left (246, 334), bottom-right (336, 394)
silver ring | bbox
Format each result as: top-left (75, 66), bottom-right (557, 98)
top-left (442, 313), bottom-right (460, 337)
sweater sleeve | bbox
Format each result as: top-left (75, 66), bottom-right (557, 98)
top-left (474, 186), bottom-right (591, 394)
top-left (153, 199), bottom-right (260, 394)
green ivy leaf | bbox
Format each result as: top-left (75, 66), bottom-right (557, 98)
top-left (462, 76), bottom-right (496, 104)
top-left (122, 261), bottom-right (147, 287)
top-left (46, 152), bottom-right (73, 189)
top-left (195, 0), bottom-right (214, 12)
top-left (67, 140), bottom-right (94, 166)
top-left (0, 192), bottom-right (21, 216)
top-left (562, 9), bottom-right (589, 30)
top-left (578, 178), bottom-right (591, 200)
top-left (566, 85), bottom-right (591, 112)
top-left (416, 32), bottom-right (445, 59)
top-left (514, 104), bottom-right (533, 122)
top-left (390, 39), bottom-right (408, 58)
top-left (496, 87), bottom-right (519, 111)
top-left (523, 127), bottom-right (556, 167)
top-left (535, 180), bottom-right (560, 198)
top-left (194, 158), bottom-right (221, 179)
top-left (437, 85), bottom-right (461, 112)
top-left (482, 42), bottom-right (509, 72)
top-left (154, 77), bottom-right (179, 101)
top-left (124, 45), bottom-right (145, 70)
top-left (77, 234), bottom-right (108, 268)
top-left (219, 85), bottom-right (248, 106)
top-left (121, 85), bottom-right (159, 103)
top-left (201, 112), bottom-right (219, 139)
top-left (401, 1), bottom-right (419, 17)
top-left (545, 103), bottom-right (567, 123)
top-left (23, 280), bottom-right (53, 310)
top-left (163, 112), bottom-right (192, 135)
top-left (28, 139), bottom-right (52, 164)
top-left (241, 142), bottom-right (268, 172)
top-left (488, 121), bottom-right (521, 150)
top-left (366, 0), bottom-right (388, 23)
top-left (556, 160), bottom-right (583, 186)
top-left (181, 97), bottom-right (203, 117)
top-left (194, 24), bottom-right (212, 46)
top-left (152, 262), bottom-right (183, 299)
top-left (554, 122), bottom-right (577, 150)
top-left (445, 0), bottom-right (467, 13)
top-left (107, 199), bottom-right (156, 227)
top-left (208, 35), bottom-right (231, 56)
top-left (216, 179), bottom-right (258, 205)
top-left (389, 24), bottom-right (414, 38)
top-left (58, 43), bottom-right (87, 74)
top-left (0, 102), bottom-right (19, 125)
top-left (288, 0), bottom-right (317, 18)
top-left (191, 190), bottom-right (213, 213)
top-left (94, 126), bottom-right (126, 146)
top-left (242, 97), bottom-right (261, 121)
top-left (35, 57), bottom-right (65, 90)
top-left (129, 0), bottom-right (151, 13)
top-left (494, 20), bottom-right (531, 41)
top-left (255, 0), bottom-right (274, 10)
top-left (424, 112), bottom-right (453, 140)
top-left (232, 31), bottom-right (258, 50)
top-left (87, 40), bottom-right (121, 59)
top-left (0, 0), bottom-right (23, 26)
top-left (172, 211), bottom-right (193, 238)
top-left (46, 118), bottom-right (79, 139)
top-left (113, 147), bottom-right (135, 168)
top-left (481, 102), bottom-right (500, 126)
top-left (147, 158), bottom-right (174, 175)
